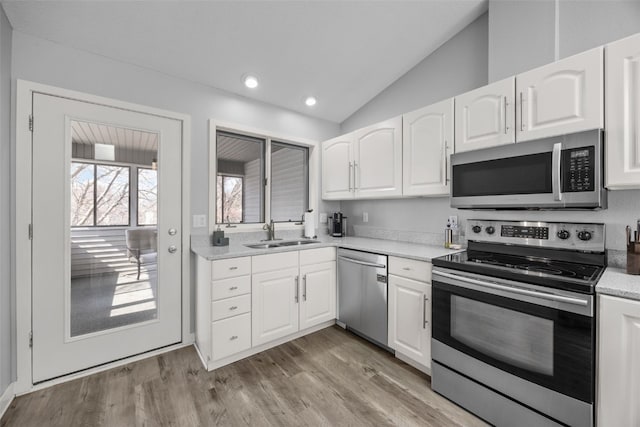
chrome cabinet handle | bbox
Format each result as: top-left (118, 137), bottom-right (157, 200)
top-left (402, 267), bottom-right (411, 271)
top-left (423, 295), bottom-right (429, 329)
top-left (348, 162), bottom-right (353, 192)
top-left (168, 245), bottom-right (177, 253)
top-left (353, 162), bottom-right (358, 190)
top-left (303, 274), bottom-right (307, 301)
top-left (504, 96), bottom-right (509, 134)
top-left (229, 266), bottom-right (238, 271)
top-left (519, 92), bottom-right (525, 131)
top-left (443, 140), bottom-right (449, 184)
top-left (229, 306), bottom-right (238, 311)
top-left (230, 335), bottom-right (238, 341)
top-left (229, 286), bottom-right (238, 291)
top-left (295, 276), bottom-right (299, 303)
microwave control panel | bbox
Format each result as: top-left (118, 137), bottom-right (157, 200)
top-left (562, 146), bottom-right (595, 192)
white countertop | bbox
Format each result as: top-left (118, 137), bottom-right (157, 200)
top-left (597, 267), bottom-right (640, 301)
top-left (191, 235), bottom-right (461, 262)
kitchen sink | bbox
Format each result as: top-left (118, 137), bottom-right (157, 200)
top-left (244, 239), bottom-right (320, 249)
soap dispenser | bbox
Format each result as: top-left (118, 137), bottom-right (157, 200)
top-left (212, 226), bottom-right (229, 246)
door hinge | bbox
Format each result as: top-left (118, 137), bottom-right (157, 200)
top-left (28, 224), bottom-right (33, 240)
top-left (29, 331), bottom-right (33, 348)
top-left (28, 115), bottom-right (33, 132)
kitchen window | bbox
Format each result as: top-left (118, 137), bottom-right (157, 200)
top-left (214, 129), bottom-right (310, 225)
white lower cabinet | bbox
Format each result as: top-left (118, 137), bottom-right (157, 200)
top-left (388, 257), bottom-right (432, 372)
top-left (195, 247), bottom-right (337, 371)
top-left (597, 294), bottom-right (640, 426)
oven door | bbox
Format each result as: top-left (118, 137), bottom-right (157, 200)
top-left (432, 267), bottom-right (594, 404)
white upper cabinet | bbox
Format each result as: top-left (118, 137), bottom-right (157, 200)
top-left (455, 77), bottom-right (515, 153)
top-left (322, 134), bottom-right (355, 200)
top-left (516, 47), bottom-right (603, 142)
top-left (402, 98), bottom-right (454, 196)
top-left (605, 33), bottom-right (640, 189)
top-left (353, 116), bottom-right (403, 198)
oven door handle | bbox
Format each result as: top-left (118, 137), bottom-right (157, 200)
top-left (433, 270), bottom-right (589, 307)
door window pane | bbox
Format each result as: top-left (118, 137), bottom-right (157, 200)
top-left (95, 165), bottom-right (130, 226)
top-left (138, 168), bottom-right (157, 225)
top-left (271, 141), bottom-right (309, 222)
top-left (71, 162), bottom-right (95, 226)
top-left (216, 131), bottom-right (264, 223)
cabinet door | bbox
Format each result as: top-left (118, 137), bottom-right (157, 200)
top-left (516, 47), bottom-right (603, 142)
top-left (455, 77), bottom-right (515, 153)
top-left (252, 267), bottom-right (299, 346)
top-left (388, 275), bottom-right (431, 369)
top-left (598, 295), bottom-right (640, 426)
top-left (322, 135), bottom-right (354, 200)
top-left (299, 261), bottom-right (336, 330)
top-left (353, 116), bottom-right (403, 198)
top-left (403, 99), bottom-right (454, 196)
top-left (605, 33), bottom-right (640, 189)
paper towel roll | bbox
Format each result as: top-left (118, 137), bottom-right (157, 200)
top-left (304, 211), bottom-right (316, 238)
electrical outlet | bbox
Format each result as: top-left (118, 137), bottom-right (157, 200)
top-left (193, 214), bottom-right (207, 228)
top-left (363, 212), bottom-right (369, 223)
top-left (319, 213), bottom-right (328, 224)
top-left (448, 215), bottom-right (458, 229)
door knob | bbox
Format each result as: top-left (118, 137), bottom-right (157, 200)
top-left (168, 228), bottom-right (177, 236)
top-left (168, 245), bottom-right (177, 253)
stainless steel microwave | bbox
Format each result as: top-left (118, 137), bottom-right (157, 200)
top-left (450, 130), bottom-right (606, 209)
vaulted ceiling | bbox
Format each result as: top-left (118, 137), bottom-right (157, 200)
top-left (2, 1), bottom-right (487, 123)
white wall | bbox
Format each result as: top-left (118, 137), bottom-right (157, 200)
top-left (10, 30), bottom-right (340, 233)
top-left (341, 13), bottom-right (488, 133)
top-left (0, 4), bottom-right (12, 398)
top-left (339, 1), bottom-right (640, 257)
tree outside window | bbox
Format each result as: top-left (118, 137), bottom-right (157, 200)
top-left (138, 168), bottom-right (158, 225)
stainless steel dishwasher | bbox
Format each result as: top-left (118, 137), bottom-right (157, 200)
top-left (337, 248), bottom-right (390, 351)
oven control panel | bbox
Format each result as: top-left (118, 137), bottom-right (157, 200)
top-left (466, 220), bottom-right (605, 252)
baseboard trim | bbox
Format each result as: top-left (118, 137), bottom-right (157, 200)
top-left (0, 382), bottom-right (15, 420)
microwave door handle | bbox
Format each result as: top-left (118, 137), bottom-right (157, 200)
top-left (552, 142), bottom-right (562, 201)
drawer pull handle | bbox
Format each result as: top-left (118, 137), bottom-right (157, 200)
top-left (229, 306), bottom-right (238, 311)
top-left (229, 286), bottom-right (238, 291)
top-left (402, 267), bottom-right (411, 271)
top-left (229, 266), bottom-right (238, 271)
top-left (230, 335), bottom-right (238, 341)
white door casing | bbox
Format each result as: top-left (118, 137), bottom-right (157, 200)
top-left (516, 47), bottom-right (603, 142)
top-left (402, 98), bottom-right (454, 196)
top-left (455, 77), bottom-right (515, 153)
top-left (605, 33), bottom-right (640, 189)
top-left (31, 93), bottom-right (183, 382)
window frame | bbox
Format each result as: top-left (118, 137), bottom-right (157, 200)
top-left (209, 120), bottom-right (318, 233)
top-left (70, 160), bottom-right (132, 228)
top-left (270, 140), bottom-right (310, 223)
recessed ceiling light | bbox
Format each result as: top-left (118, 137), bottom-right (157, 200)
top-left (305, 96), bottom-right (317, 107)
top-left (243, 74), bottom-right (259, 89)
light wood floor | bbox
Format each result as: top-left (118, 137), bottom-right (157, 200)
top-left (1, 326), bottom-right (487, 427)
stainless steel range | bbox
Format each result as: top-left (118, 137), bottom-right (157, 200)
top-left (431, 220), bottom-right (605, 427)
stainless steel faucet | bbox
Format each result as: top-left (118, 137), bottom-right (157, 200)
top-left (263, 219), bottom-right (275, 241)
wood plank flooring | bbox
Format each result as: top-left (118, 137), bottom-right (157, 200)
top-left (1, 326), bottom-right (488, 427)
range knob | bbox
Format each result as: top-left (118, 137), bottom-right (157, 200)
top-left (485, 226), bottom-right (495, 235)
top-left (557, 229), bottom-right (571, 240)
top-left (472, 225), bottom-right (482, 234)
top-left (577, 230), bottom-right (592, 241)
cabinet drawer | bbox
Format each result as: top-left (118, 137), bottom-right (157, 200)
top-left (300, 247), bottom-right (336, 265)
top-left (252, 251), bottom-right (298, 274)
top-left (211, 313), bottom-right (251, 361)
top-left (212, 257), bottom-right (251, 280)
top-left (389, 256), bottom-right (431, 282)
top-left (212, 275), bottom-right (251, 301)
top-left (211, 294), bottom-right (251, 322)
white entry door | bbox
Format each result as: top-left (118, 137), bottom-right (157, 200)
top-left (32, 93), bottom-right (183, 382)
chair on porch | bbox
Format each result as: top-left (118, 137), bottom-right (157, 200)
top-left (125, 228), bottom-right (158, 280)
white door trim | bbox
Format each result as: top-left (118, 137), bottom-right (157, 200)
top-left (15, 79), bottom-right (192, 394)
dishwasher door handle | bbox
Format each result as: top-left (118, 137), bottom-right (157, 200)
top-left (338, 256), bottom-right (386, 269)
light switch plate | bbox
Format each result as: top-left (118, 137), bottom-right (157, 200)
top-left (363, 212), bottom-right (369, 223)
top-left (193, 214), bottom-right (206, 228)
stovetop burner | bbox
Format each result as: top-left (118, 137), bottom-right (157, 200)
top-left (431, 220), bottom-right (607, 295)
